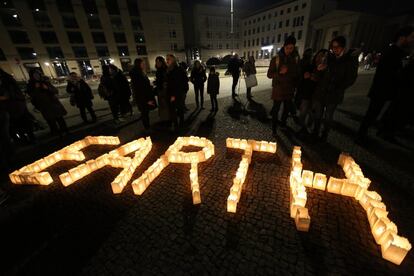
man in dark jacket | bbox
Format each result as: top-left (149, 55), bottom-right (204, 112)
top-left (357, 26), bottom-right (414, 142)
top-left (166, 54), bottom-right (187, 130)
top-left (312, 36), bottom-right (358, 141)
top-left (67, 72), bottom-right (96, 123)
top-left (228, 54), bottom-right (243, 98)
top-left (109, 64), bottom-right (132, 117)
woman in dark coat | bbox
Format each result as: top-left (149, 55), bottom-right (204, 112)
top-left (267, 36), bottom-right (300, 135)
top-left (26, 69), bottom-right (68, 135)
top-left (154, 56), bottom-right (170, 122)
top-left (190, 60), bottom-right (207, 109)
top-left (67, 72), bottom-right (96, 123)
top-left (129, 58), bottom-right (156, 130)
top-left (108, 64), bottom-right (132, 117)
top-left (207, 66), bottom-right (220, 111)
top-left (242, 56), bottom-right (257, 99)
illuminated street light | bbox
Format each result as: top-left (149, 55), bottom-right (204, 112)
top-left (32, 52), bottom-right (37, 57)
top-left (35, 8), bottom-right (39, 12)
top-left (12, 14), bottom-right (18, 18)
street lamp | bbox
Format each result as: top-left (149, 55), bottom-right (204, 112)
top-left (230, 0), bottom-right (234, 54)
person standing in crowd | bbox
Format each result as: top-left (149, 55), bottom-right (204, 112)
top-left (108, 64), bottom-right (132, 118)
top-left (99, 65), bottom-right (121, 122)
top-left (228, 54), bottom-right (243, 98)
top-left (66, 72), bottom-right (96, 124)
top-left (0, 69), bottom-right (35, 144)
top-left (207, 66), bottom-right (220, 112)
top-left (179, 61), bottom-right (190, 111)
top-left (27, 69), bottom-right (68, 136)
top-left (190, 60), bottom-right (207, 109)
top-left (296, 49), bottom-right (329, 136)
top-left (312, 36), bottom-right (358, 141)
top-left (166, 54), bottom-right (187, 130)
top-left (364, 52), bottom-right (373, 70)
top-left (243, 56), bottom-right (257, 100)
top-left (130, 58), bottom-right (156, 131)
top-left (267, 36), bottom-right (300, 136)
top-left (295, 48), bottom-right (313, 109)
top-left (357, 26), bottom-right (414, 143)
top-left (154, 56), bottom-right (170, 124)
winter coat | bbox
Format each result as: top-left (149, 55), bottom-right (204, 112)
top-left (0, 74), bottom-right (27, 119)
top-left (297, 63), bottom-right (318, 101)
top-left (207, 72), bottom-right (220, 95)
top-left (267, 50), bottom-right (300, 101)
top-left (66, 80), bottom-right (93, 108)
top-left (190, 67), bottom-right (207, 86)
top-left (129, 67), bottom-right (154, 111)
top-left (243, 61), bottom-right (256, 76)
top-left (368, 44), bottom-right (407, 101)
top-left (112, 70), bottom-right (131, 100)
top-left (313, 51), bottom-right (358, 105)
top-left (154, 67), bottom-right (167, 94)
top-left (228, 57), bottom-right (243, 76)
top-left (166, 64), bottom-right (188, 99)
top-left (27, 80), bottom-right (67, 120)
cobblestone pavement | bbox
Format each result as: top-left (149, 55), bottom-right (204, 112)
top-left (1, 71), bottom-right (413, 275)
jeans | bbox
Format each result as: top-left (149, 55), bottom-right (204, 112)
top-left (271, 99), bottom-right (294, 132)
top-left (210, 94), bottom-right (218, 110)
top-left (312, 101), bottom-right (337, 137)
top-left (194, 84), bottom-right (204, 108)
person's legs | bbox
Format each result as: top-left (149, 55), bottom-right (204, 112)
top-left (141, 109), bottom-right (150, 130)
top-left (297, 99), bottom-right (311, 133)
top-left (311, 101), bottom-right (323, 136)
top-left (214, 95), bottom-right (218, 111)
top-left (194, 85), bottom-right (200, 108)
top-left (200, 85), bottom-right (204, 108)
top-left (210, 94), bottom-right (215, 111)
top-left (358, 98), bottom-right (386, 138)
top-left (232, 74), bottom-right (239, 97)
top-left (272, 100), bottom-right (282, 134)
top-left (86, 105), bottom-right (97, 121)
top-left (246, 87), bottom-right (252, 99)
top-left (45, 118), bottom-right (59, 134)
top-left (56, 117), bottom-right (68, 133)
top-left (281, 99), bottom-right (294, 126)
top-left (108, 100), bottom-right (119, 120)
top-left (78, 105), bottom-right (88, 123)
top-left (321, 103), bottom-right (337, 141)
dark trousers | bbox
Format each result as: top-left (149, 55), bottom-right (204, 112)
top-left (358, 98), bottom-right (388, 137)
top-left (170, 96), bottom-right (185, 129)
top-left (0, 111), bottom-right (11, 169)
top-left (246, 87), bottom-right (252, 98)
top-left (141, 109), bottom-right (150, 129)
top-left (79, 105), bottom-right (96, 122)
top-left (120, 98), bottom-right (132, 116)
top-left (272, 99), bottom-right (294, 132)
top-left (210, 94), bottom-right (218, 110)
top-left (232, 74), bottom-right (240, 97)
top-left (46, 117), bottom-right (67, 134)
top-left (108, 99), bottom-right (120, 120)
top-left (312, 101), bottom-right (337, 137)
top-left (194, 84), bottom-right (204, 108)
top-left (298, 99), bottom-right (312, 129)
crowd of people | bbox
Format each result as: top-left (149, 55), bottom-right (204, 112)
top-left (0, 26), bottom-right (413, 172)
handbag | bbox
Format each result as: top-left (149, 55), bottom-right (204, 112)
top-left (245, 74), bottom-right (258, 88)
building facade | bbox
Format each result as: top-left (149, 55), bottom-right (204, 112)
top-left (241, 0), bottom-right (336, 66)
top-left (193, 3), bottom-right (241, 62)
top-left (0, 0), bottom-right (151, 81)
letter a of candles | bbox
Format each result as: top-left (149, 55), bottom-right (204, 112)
top-left (225, 138), bottom-right (276, 213)
top-left (59, 137), bottom-right (152, 194)
top-left (9, 136), bottom-right (120, 185)
top-left (132, 136), bottom-right (214, 205)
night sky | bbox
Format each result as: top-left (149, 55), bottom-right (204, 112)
top-left (195, 0), bottom-right (414, 16)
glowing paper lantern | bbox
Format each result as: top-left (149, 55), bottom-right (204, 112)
top-left (372, 217), bottom-right (398, 245)
top-left (340, 180), bottom-right (359, 197)
top-left (326, 177), bottom-right (344, 194)
top-left (312, 173), bottom-right (327, 191)
top-left (380, 233), bottom-right (412, 265)
top-left (301, 170), bottom-right (314, 187)
top-left (295, 207), bottom-right (310, 232)
top-left (9, 135), bottom-right (121, 185)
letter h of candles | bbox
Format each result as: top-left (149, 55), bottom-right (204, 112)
top-left (226, 138), bottom-right (277, 213)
